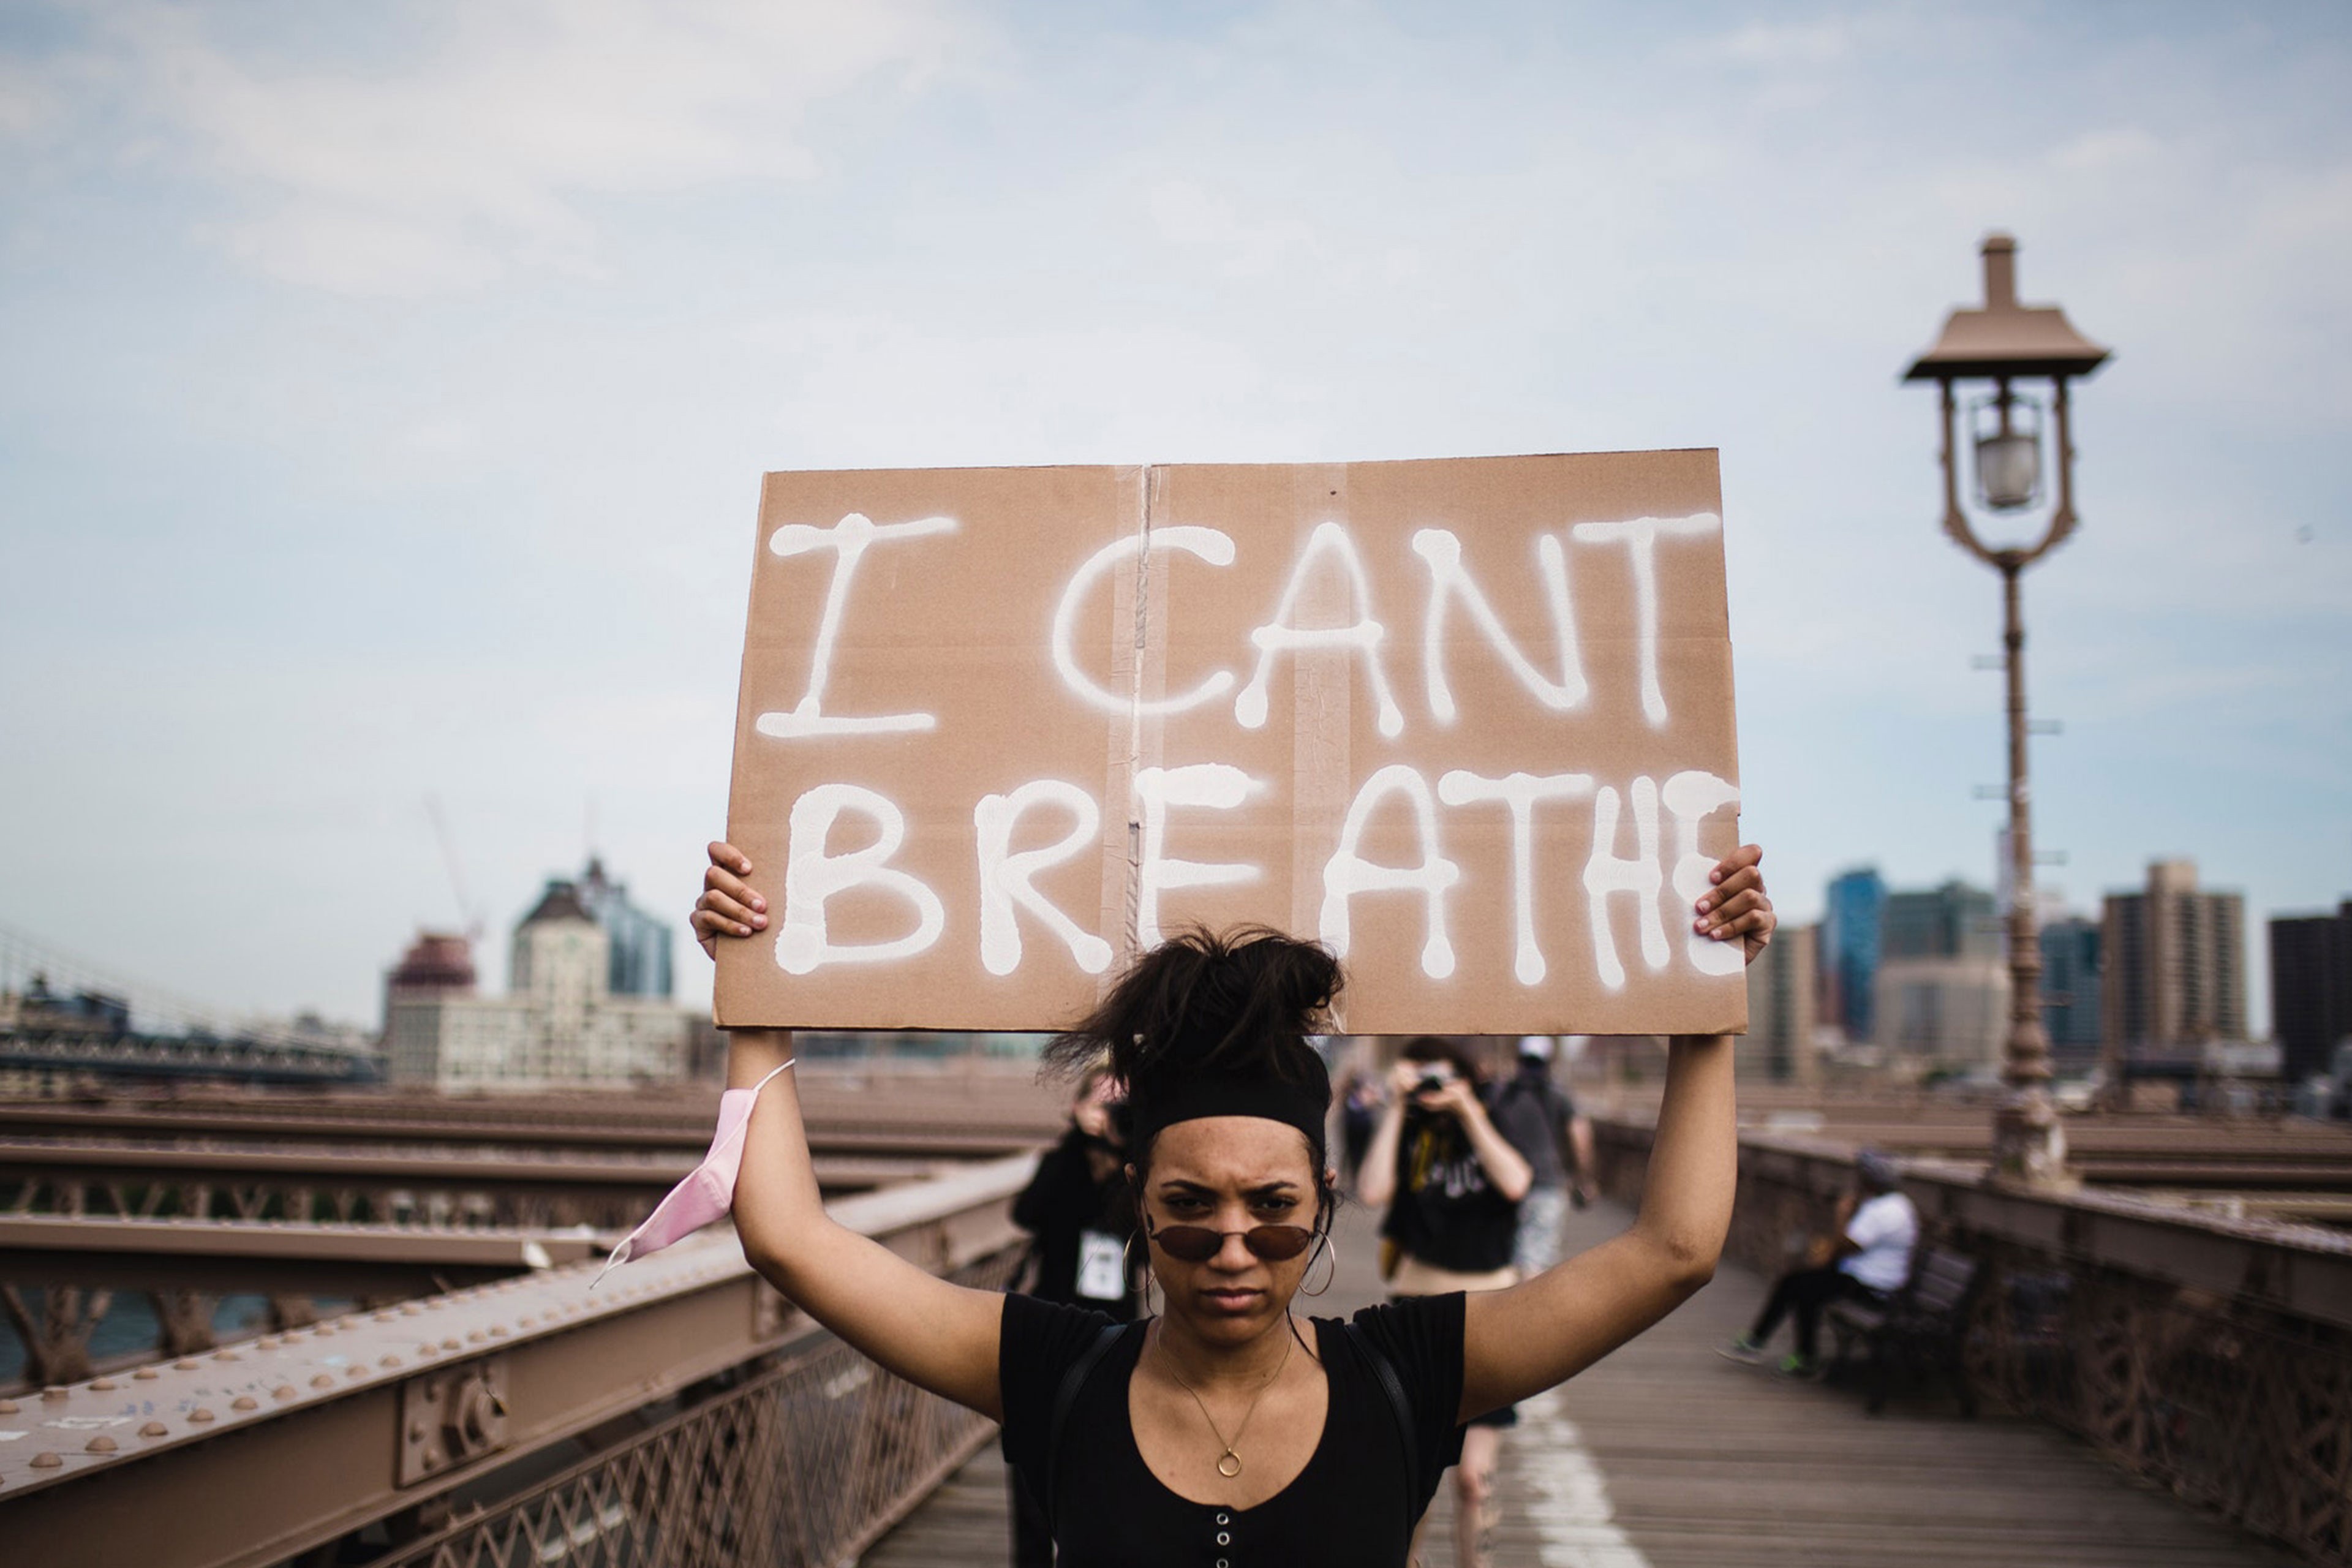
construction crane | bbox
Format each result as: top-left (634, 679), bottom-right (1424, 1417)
top-left (423, 795), bottom-right (487, 954)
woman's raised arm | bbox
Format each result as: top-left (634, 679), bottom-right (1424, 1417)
top-left (1456, 844), bottom-right (1770, 1419)
top-left (696, 844), bottom-right (1008, 1420)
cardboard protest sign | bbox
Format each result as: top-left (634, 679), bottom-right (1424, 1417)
top-left (717, 451), bottom-right (1743, 1036)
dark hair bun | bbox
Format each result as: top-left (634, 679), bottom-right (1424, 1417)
top-left (1046, 925), bottom-right (1340, 1098)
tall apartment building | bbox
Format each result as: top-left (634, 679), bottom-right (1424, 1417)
top-left (1820, 867), bottom-right (1886, 1041)
top-left (2101, 860), bottom-right (2247, 1061)
top-left (1744, 922), bottom-right (1819, 1084)
top-left (2271, 900), bottom-right (2352, 1084)
top-left (2039, 915), bottom-right (2103, 1066)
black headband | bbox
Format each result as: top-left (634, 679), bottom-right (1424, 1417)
top-left (1126, 1041), bottom-right (1331, 1154)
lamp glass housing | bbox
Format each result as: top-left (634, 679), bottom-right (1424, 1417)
top-left (1967, 391), bottom-right (2045, 512)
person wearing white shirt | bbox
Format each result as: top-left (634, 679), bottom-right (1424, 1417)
top-left (1718, 1150), bottom-right (1917, 1378)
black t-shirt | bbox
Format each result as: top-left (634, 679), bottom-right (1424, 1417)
top-left (1012, 1126), bottom-right (1137, 1316)
top-left (1379, 1108), bottom-right (1520, 1272)
top-left (998, 1292), bottom-right (1467, 1567)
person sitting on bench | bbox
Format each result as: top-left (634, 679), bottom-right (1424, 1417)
top-left (1718, 1150), bottom-right (1915, 1379)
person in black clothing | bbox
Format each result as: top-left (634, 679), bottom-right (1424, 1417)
top-left (1013, 1065), bottom-right (1139, 1316)
top-left (693, 839), bottom-right (1776, 1567)
top-left (1359, 1035), bottom-right (1535, 1568)
top-left (1007, 1064), bottom-right (1136, 1565)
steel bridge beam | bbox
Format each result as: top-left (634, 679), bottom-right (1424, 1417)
top-left (0, 1152), bottom-right (1036, 1568)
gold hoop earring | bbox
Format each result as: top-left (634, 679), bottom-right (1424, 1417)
top-left (1125, 1229), bottom-right (1160, 1315)
top-left (1300, 1232), bottom-right (1338, 1297)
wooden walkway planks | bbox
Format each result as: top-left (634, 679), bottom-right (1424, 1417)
top-left (864, 1197), bottom-right (2294, 1567)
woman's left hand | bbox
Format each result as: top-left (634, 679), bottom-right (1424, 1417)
top-left (1694, 843), bottom-right (1774, 967)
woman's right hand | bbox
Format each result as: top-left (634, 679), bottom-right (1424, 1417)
top-left (692, 840), bottom-right (769, 960)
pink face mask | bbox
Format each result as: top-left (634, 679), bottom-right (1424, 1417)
top-left (596, 1058), bottom-right (793, 1286)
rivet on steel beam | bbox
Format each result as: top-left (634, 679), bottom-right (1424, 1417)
top-left (214, 1350), bottom-right (242, 1362)
top-left (175, 1360), bottom-right (200, 1371)
top-left (140, 1422), bottom-right (168, 1438)
top-left (401, 1304), bottom-right (421, 1316)
top-left (86, 1436), bottom-right (118, 1453)
top-left (188, 1408), bottom-right (215, 1423)
top-left (30, 1452), bottom-right (61, 1469)
top-left (440, 1338), bottom-right (460, 1351)
top-left (0, 1400), bottom-right (17, 1414)
top-left (518, 1316), bottom-right (535, 1329)
top-left (312, 1374), bottom-right (334, 1390)
top-left (133, 1368), bottom-right (159, 1381)
top-left (90, 1378), bottom-right (118, 1391)
top-left (375, 1311), bottom-right (397, 1323)
top-left (488, 1326), bottom-right (508, 1338)
top-left (381, 1355), bottom-right (403, 1369)
top-left (467, 1330), bottom-right (486, 1343)
top-left (273, 1385), bottom-right (297, 1401)
top-left (232, 1396), bottom-right (258, 1412)
top-left (258, 1336), bottom-right (281, 1349)
top-left (346, 1365), bottom-right (366, 1379)
top-left (315, 1325), bottom-right (335, 1337)
top-left (42, 1387), bottom-right (69, 1403)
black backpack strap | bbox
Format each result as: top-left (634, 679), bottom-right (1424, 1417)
top-left (1342, 1320), bottom-right (1424, 1512)
top-left (1042, 1321), bottom-right (1131, 1524)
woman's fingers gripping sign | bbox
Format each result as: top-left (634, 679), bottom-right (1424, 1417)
top-left (1691, 842), bottom-right (1776, 967)
top-left (693, 840), bottom-right (769, 960)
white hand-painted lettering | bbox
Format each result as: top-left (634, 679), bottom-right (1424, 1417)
top-left (1411, 529), bottom-right (1588, 725)
top-left (1582, 775), bottom-right (1668, 991)
top-left (1134, 764), bottom-right (1261, 948)
top-left (1320, 764), bottom-right (1462, 979)
top-left (776, 783), bottom-right (948, 974)
top-left (1568, 514), bottom-right (1722, 728)
top-left (758, 513), bottom-right (956, 739)
top-left (1234, 521), bottom-right (1406, 739)
top-left (1437, 770), bottom-right (1596, 985)
top-left (1050, 526), bottom-right (1238, 715)
top-left (1661, 769), bottom-right (1744, 977)
top-left (975, 780), bottom-right (1114, 976)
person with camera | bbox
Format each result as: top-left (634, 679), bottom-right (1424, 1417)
top-left (1358, 1035), bottom-right (1537, 1568)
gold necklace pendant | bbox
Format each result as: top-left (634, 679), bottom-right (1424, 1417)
top-left (1155, 1319), bottom-right (1292, 1483)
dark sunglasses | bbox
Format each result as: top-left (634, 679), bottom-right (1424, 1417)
top-left (1145, 1216), bottom-right (1317, 1264)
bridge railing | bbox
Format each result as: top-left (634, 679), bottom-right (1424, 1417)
top-left (1593, 1117), bottom-right (2352, 1567)
top-left (0, 1152), bottom-right (1038, 1568)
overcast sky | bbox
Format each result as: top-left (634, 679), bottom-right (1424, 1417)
top-left (2, 1), bottom-right (2345, 1031)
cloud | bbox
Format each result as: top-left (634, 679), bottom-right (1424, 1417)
top-left (96, 0), bottom-right (967, 294)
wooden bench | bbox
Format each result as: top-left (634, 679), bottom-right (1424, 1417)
top-left (1826, 1245), bottom-right (1981, 1416)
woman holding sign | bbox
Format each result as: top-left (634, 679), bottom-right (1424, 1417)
top-left (688, 839), bottom-right (1771, 1567)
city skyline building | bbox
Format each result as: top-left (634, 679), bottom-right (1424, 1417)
top-left (576, 857), bottom-right (675, 1000)
top-left (1883, 880), bottom-right (2002, 962)
top-left (2271, 899), bottom-right (2352, 1085)
top-left (1744, 921), bottom-right (1819, 1085)
top-left (385, 875), bottom-right (689, 1093)
top-left (1874, 955), bottom-right (2011, 1071)
top-left (2102, 860), bottom-right (2247, 1072)
top-left (1820, 867), bottom-right (1886, 1042)
top-left (2039, 915), bottom-right (2104, 1068)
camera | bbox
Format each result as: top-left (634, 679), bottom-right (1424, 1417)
top-left (1414, 1072), bottom-right (1451, 1097)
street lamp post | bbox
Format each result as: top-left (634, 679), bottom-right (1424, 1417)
top-left (1905, 233), bottom-right (2110, 1188)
